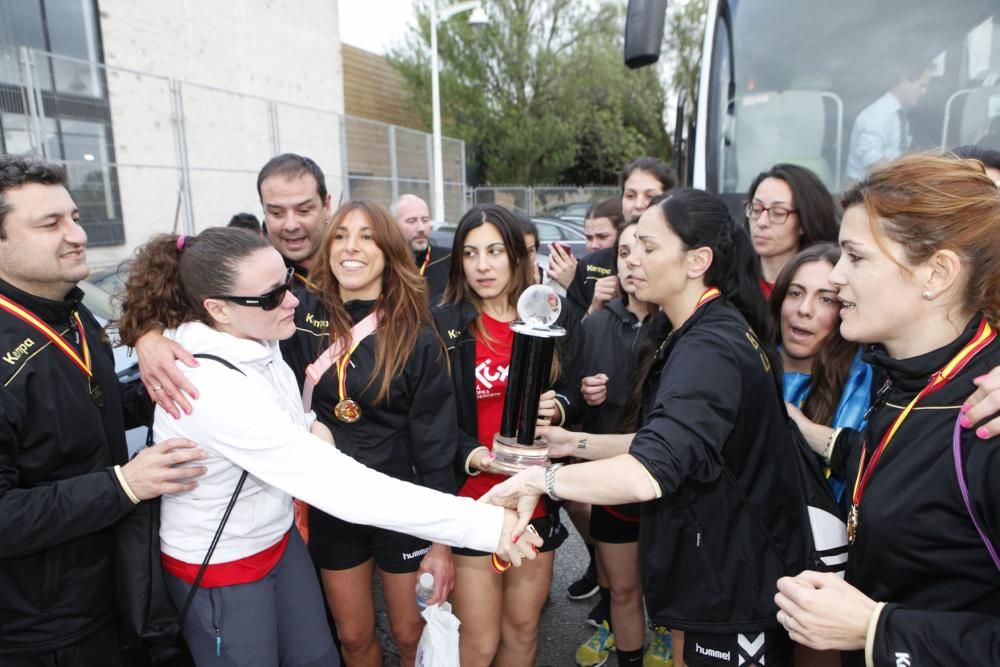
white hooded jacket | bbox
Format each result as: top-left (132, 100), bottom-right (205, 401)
top-left (155, 321), bottom-right (503, 564)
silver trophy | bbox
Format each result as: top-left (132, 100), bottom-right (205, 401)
top-left (491, 285), bottom-right (566, 474)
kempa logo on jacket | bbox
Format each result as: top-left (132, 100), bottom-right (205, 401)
top-left (3, 336), bottom-right (35, 365)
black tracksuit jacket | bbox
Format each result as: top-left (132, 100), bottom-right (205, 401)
top-left (831, 316), bottom-right (1000, 666)
top-left (431, 298), bottom-right (584, 476)
top-left (577, 297), bottom-right (651, 434)
top-left (628, 298), bottom-right (810, 633)
top-left (280, 293), bottom-right (459, 495)
top-left (0, 278), bottom-right (149, 655)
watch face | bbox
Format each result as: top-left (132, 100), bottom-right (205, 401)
top-left (517, 284), bottom-right (561, 328)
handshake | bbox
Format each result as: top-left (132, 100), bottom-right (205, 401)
top-left (478, 421), bottom-right (580, 569)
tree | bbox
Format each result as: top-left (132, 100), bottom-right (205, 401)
top-left (389, 1), bottom-right (670, 186)
top-left (663, 0), bottom-right (707, 122)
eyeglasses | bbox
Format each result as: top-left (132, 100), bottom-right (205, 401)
top-left (211, 267), bottom-right (295, 311)
top-left (745, 201), bottom-right (798, 225)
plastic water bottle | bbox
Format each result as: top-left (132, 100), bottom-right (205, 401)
top-left (415, 572), bottom-right (435, 609)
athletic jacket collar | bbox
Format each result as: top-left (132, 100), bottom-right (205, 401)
top-left (0, 276), bottom-right (84, 324)
top-left (863, 314), bottom-right (983, 393)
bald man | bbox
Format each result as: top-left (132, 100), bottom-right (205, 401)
top-left (391, 194), bottom-right (451, 305)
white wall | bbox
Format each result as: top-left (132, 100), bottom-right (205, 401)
top-left (88, 0), bottom-right (345, 268)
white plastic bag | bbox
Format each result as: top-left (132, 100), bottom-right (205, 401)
top-left (416, 601), bottom-right (461, 667)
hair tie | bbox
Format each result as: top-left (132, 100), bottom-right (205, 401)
top-left (176, 234), bottom-right (187, 252)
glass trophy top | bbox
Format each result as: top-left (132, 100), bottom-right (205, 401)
top-left (517, 284), bottom-right (561, 328)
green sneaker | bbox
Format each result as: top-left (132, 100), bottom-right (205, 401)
top-left (576, 621), bottom-right (616, 667)
top-left (643, 626), bottom-right (673, 667)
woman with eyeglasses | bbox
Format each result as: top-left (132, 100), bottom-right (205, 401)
top-left (119, 225), bottom-right (541, 667)
top-left (745, 164), bottom-right (840, 299)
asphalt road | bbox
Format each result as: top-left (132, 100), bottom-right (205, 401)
top-left (374, 511), bottom-right (598, 666)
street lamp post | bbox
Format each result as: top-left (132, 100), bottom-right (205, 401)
top-left (429, 1), bottom-right (486, 222)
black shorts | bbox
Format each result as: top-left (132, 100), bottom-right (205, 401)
top-left (589, 503), bottom-right (640, 544)
top-left (452, 513), bottom-right (569, 557)
top-left (308, 506), bottom-right (430, 573)
top-left (683, 629), bottom-right (791, 667)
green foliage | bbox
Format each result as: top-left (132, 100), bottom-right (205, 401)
top-left (389, 0), bottom-right (671, 186)
top-left (665, 0), bottom-right (707, 120)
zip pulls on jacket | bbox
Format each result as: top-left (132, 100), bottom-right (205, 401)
top-left (864, 377), bottom-right (893, 422)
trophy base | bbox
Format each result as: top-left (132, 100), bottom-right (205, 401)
top-left (491, 434), bottom-right (549, 475)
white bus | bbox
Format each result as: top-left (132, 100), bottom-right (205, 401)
top-left (628, 0), bottom-right (1000, 216)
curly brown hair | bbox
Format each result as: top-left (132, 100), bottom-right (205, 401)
top-left (118, 228), bottom-right (268, 346)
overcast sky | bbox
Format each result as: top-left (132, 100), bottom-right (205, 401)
top-left (339, 1), bottom-right (417, 55)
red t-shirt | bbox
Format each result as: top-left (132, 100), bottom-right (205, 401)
top-left (459, 312), bottom-right (545, 519)
top-left (759, 277), bottom-right (775, 300)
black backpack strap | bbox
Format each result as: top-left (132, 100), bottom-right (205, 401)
top-left (176, 353), bottom-right (249, 622)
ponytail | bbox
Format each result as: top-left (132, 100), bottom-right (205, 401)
top-left (119, 227), bottom-right (268, 346)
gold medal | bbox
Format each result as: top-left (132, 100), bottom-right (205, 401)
top-left (334, 398), bottom-right (361, 423)
top-left (847, 504), bottom-right (858, 545)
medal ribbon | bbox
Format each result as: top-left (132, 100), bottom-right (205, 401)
top-left (0, 296), bottom-right (91, 377)
top-left (851, 318), bottom-right (995, 511)
top-left (335, 337), bottom-right (365, 403)
top-left (695, 286), bottom-right (721, 310)
top-left (418, 246), bottom-right (432, 277)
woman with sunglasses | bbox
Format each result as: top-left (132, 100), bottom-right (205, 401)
top-left (745, 164), bottom-right (840, 298)
top-left (119, 226), bottom-right (540, 667)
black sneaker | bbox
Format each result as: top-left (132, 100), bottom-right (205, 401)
top-left (587, 591), bottom-right (611, 628)
top-left (566, 569), bottom-right (600, 600)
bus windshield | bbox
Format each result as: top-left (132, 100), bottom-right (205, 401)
top-left (711, 0), bottom-right (1000, 195)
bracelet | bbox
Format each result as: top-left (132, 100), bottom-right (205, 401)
top-left (544, 464), bottom-right (563, 502)
top-left (864, 601), bottom-right (887, 667)
top-left (113, 465), bottom-right (141, 505)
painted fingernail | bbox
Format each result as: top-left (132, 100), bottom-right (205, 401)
top-left (960, 416), bottom-right (972, 429)
top-left (531, 545), bottom-right (539, 555)
top-left (961, 402), bottom-right (972, 414)
top-left (512, 534), bottom-right (519, 544)
top-left (977, 427), bottom-right (990, 439)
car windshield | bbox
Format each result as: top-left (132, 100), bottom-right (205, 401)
top-left (712, 0), bottom-right (1000, 194)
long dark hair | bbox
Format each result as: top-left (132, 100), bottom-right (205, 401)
top-left (444, 204), bottom-right (534, 320)
top-left (769, 243), bottom-right (858, 426)
top-left (745, 163), bottom-right (840, 248)
top-left (308, 200), bottom-right (434, 405)
top-left (119, 228), bottom-right (269, 346)
top-left (623, 189), bottom-right (769, 431)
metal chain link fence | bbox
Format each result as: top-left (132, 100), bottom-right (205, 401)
top-left (0, 46), bottom-right (466, 267)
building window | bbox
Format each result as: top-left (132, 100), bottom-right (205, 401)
top-left (0, 0), bottom-right (123, 246)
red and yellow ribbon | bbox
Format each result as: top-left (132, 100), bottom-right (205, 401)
top-left (0, 295), bottom-right (91, 377)
top-left (851, 318), bottom-right (995, 511)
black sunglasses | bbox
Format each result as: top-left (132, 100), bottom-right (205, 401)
top-left (211, 267), bottom-right (295, 311)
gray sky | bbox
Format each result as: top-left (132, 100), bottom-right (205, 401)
top-left (339, 0), bottom-right (417, 55)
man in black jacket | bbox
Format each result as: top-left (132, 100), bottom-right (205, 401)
top-left (391, 194), bottom-right (451, 305)
top-left (0, 154), bottom-right (206, 664)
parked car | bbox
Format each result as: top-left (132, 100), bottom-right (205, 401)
top-left (540, 201), bottom-right (590, 224)
top-left (79, 266), bottom-right (147, 455)
top-left (428, 217), bottom-right (586, 259)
